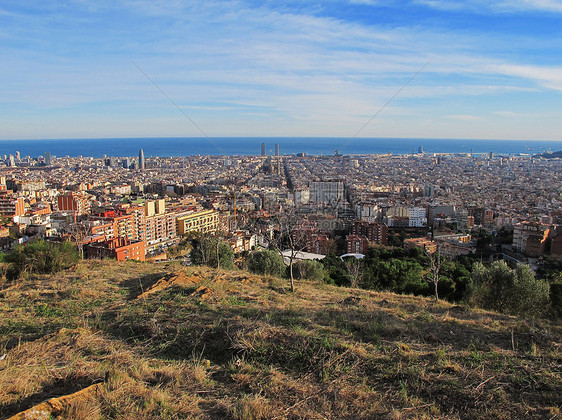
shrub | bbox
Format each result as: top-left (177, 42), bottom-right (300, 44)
top-left (4, 240), bottom-right (79, 280)
top-left (246, 250), bottom-right (285, 277)
top-left (190, 237), bottom-right (234, 269)
top-left (292, 260), bottom-right (325, 282)
top-left (470, 261), bottom-right (549, 318)
top-left (550, 283), bottom-right (562, 318)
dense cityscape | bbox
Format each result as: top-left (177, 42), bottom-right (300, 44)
top-left (1, 144), bottom-right (561, 269)
top-left (3, 0), bottom-right (562, 417)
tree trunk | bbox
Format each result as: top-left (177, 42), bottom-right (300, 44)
top-left (216, 240), bottom-right (220, 269)
top-left (434, 279), bottom-right (439, 301)
top-left (289, 259), bottom-right (295, 292)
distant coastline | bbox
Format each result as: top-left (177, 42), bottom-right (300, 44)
top-left (0, 137), bottom-right (561, 158)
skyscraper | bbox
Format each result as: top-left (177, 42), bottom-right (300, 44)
top-left (261, 142), bottom-right (265, 156)
top-left (139, 148), bottom-right (145, 170)
top-left (45, 152), bottom-right (51, 166)
top-left (275, 143), bottom-right (279, 156)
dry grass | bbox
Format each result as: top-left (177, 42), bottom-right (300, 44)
top-left (0, 260), bottom-right (560, 419)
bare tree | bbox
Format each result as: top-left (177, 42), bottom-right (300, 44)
top-left (68, 221), bottom-right (88, 259)
top-left (426, 246), bottom-right (443, 301)
top-left (269, 206), bottom-right (309, 292)
top-left (344, 256), bottom-right (364, 289)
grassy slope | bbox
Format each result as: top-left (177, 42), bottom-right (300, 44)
top-left (0, 260), bottom-right (560, 419)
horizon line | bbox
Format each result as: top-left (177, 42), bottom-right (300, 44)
top-left (1, 136), bottom-right (562, 142)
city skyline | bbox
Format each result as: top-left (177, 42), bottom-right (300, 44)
top-left (2, 1), bottom-right (562, 141)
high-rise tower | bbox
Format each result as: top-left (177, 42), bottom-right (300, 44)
top-left (275, 143), bottom-right (279, 157)
top-left (139, 148), bottom-right (145, 170)
top-left (261, 142), bottom-right (265, 156)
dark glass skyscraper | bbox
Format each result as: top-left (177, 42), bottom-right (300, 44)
top-left (139, 148), bottom-right (145, 170)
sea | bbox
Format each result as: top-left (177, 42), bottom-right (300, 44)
top-left (0, 137), bottom-right (560, 158)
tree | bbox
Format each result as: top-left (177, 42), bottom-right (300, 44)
top-left (470, 261), bottom-right (549, 318)
top-left (426, 248), bottom-right (443, 301)
top-left (550, 282), bottom-right (562, 318)
top-left (321, 253), bottom-right (350, 286)
top-left (344, 256), bottom-right (363, 288)
top-left (247, 249), bottom-right (285, 277)
top-left (68, 221), bottom-right (89, 259)
top-left (190, 236), bottom-right (234, 270)
top-left (268, 206), bottom-right (309, 292)
top-left (293, 259), bottom-right (325, 282)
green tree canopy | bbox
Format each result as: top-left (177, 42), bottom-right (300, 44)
top-left (470, 261), bottom-right (549, 318)
top-left (247, 250), bottom-right (285, 277)
top-left (190, 237), bottom-right (234, 269)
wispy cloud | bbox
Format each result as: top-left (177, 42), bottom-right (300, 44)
top-left (416, 0), bottom-right (562, 13)
top-left (2, 0), bottom-right (562, 139)
top-left (487, 63), bottom-right (562, 91)
top-left (446, 114), bottom-right (483, 121)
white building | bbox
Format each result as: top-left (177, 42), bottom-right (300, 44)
top-left (408, 206), bottom-right (427, 228)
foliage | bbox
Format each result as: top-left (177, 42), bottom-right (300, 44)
top-left (166, 238), bottom-right (192, 259)
top-left (247, 250), bottom-right (285, 277)
top-left (474, 229), bottom-right (493, 249)
top-left (190, 237), bottom-right (234, 269)
top-left (440, 260), bottom-right (471, 301)
top-left (360, 247), bottom-right (427, 295)
top-left (495, 228), bottom-right (514, 245)
top-left (536, 256), bottom-right (562, 281)
top-left (470, 261), bottom-right (550, 318)
top-left (550, 282), bottom-right (562, 318)
top-left (292, 259), bottom-right (325, 282)
top-left (4, 240), bottom-right (78, 280)
top-left (321, 253), bottom-right (350, 286)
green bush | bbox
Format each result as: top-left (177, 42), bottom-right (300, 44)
top-left (470, 261), bottom-right (549, 318)
top-left (550, 283), bottom-right (562, 318)
top-left (321, 253), bottom-right (350, 286)
top-left (292, 260), bottom-right (325, 282)
top-left (4, 240), bottom-right (79, 280)
top-left (190, 237), bottom-right (234, 269)
top-left (247, 250), bottom-right (285, 277)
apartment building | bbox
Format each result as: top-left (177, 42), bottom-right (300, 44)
top-left (177, 209), bottom-right (219, 235)
top-left (351, 220), bottom-right (388, 245)
top-left (513, 222), bottom-right (550, 256)
top-left (85, 237), bottom-right (146, 261)
top-left (0, 190), bottom-right (25, 218)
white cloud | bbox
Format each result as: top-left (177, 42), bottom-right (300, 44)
top-left (416, 0), bottom-right (562, 13)
top-left (488, 63), bottom-right (562, 91)
top-left (446, 114), bottom-right (482, 121)
top-left (2, 0), bottom-right (562, 139)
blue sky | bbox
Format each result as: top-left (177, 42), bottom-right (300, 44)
top-left (2, 0), bottom-right (562, 140)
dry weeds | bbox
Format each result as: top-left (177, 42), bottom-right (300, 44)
top-left (0, 260), bottom-right (560, 419)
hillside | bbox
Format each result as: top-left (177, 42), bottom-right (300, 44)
top-left (0, 261), bottom-right (560, 419)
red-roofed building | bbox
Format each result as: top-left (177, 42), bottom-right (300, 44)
top-left (85, 237), bottom-right (146, 261)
